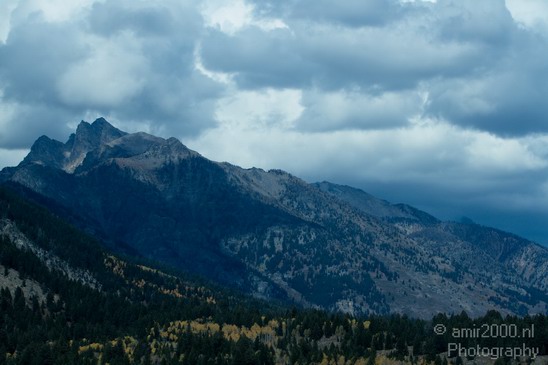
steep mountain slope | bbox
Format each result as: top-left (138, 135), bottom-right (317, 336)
top-left (315, 181), bottom-right (548, 293)
top-left (2, 186), bottom-right (546, 364)
top-left (0, 185), bottom-right (285, 364)
top-left (1, 118), bottom-right (547, 318)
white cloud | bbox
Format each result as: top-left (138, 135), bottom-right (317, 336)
top-left (213, 88), bottom-right (303, 130)
top-left (201, 0), bottom-right (253, 34)
top-left (0, 148), bottom-right (29, 168)
top-left (5, 0), bottom-right (102, 33)
top-left (465, 132), bottom-right (547, 174)
top-left (296, 89), bottom-right (423, 131)
top-left (201, 0), bottom-right (287, 35)
top-left (0, 89), bottom-right (17, 129)
top-left (506, 0), bottom-right (548, 32)
top-left (57, 32), bottom-right (148, 108)
top-left (0, 0), bottom-right (19, 43)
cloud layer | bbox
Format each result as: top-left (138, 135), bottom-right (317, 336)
top-left (1, 0), bottom-right (548, 244)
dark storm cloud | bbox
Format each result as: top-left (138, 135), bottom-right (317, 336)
top-left (425, 31), bottom-right (548, 136)
top-left (199, 0), bottom-right (548, 137)
top-left (0, 16), bottom-right (85, 106)
top-left (200, 22), bottom-right (483, 93)
top-left (0, 0), bottom-right (222, 149)
top-left (4, 0), bottom-right (547, 146)
top-left (289, 138), bottom-right (548, 245)
top-left (0, 16), bottom-right (88, 147)
top-left (200, 27), bottom-right (317, 89)
top-left (420, 0), bottom-right (548, 136)
top-left (0, 102), bottom-right (78, 149)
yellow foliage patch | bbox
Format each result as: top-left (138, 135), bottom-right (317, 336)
top-left (152, 319), bottom-right (279, 349)
top-left (78, 342), bottom-right (103, 354)
top-left (104, 255), bottom-right (127, 278)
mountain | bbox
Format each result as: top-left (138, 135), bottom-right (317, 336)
top-left (2, 186), bottom-right (546, 364)
top-left (0, 184), bottom-right (272, 363)
top-left (1, 184), bottom-right (325, 364)
top-left (1, 117), bottom-right (547, 319)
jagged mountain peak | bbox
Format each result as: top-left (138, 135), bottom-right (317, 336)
top-left (91, 116), bottom-right (110, 126)
top-left (20, 118), bottom-right (127, 173)
top-left (18, 118), bottom-right (202, 175)
top-left (72, 118), bottom-right (127, 151)
top-left (65, 119), bottom-right (126, 172)
top-left (22, 135), bottom-right (66, 169)
top-left (79, 117), bottom-right (124, 135)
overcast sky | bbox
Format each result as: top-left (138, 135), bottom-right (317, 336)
top-left (1, 0), bottom-right (548, 245)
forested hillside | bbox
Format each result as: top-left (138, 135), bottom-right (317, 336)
top-left (0, 187), bottom-right (546, 364)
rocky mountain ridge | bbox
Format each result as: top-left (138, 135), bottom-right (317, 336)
top-left (1, 117), bottom-right (547, 318)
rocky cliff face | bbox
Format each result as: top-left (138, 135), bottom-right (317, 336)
top-left (2, 117), bottom-right (547, 318)
top-left (0, 218), bottom-right (101, 290)
top-left (22, 118), bottom-right (126, 173)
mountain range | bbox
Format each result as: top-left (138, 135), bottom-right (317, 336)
top-left (1, 117), bottom-right (547, 319)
